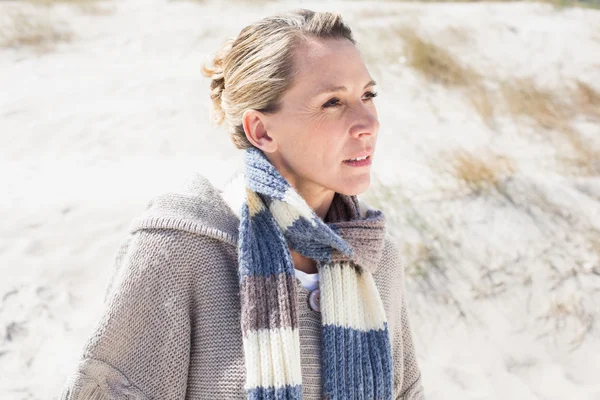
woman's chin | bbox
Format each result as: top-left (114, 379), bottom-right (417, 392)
top-left (334, 176), bottom-right (371, 196)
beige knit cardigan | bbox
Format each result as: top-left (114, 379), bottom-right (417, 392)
top-left (60, 172), bottom-right (425, 399)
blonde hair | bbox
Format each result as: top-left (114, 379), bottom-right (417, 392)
top-left (201, 9), bottom-right (356, 149)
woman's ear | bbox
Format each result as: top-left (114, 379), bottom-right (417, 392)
top-left (242, 109), bottom-right (277, 153)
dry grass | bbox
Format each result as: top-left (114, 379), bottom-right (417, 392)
top-left (445, 149), bottom-right (516, 194)
top-left (357, 24), bottom-right (494, 124)
top-left (0, 10), bottom-right (73, 51)
top-left (468, 83), bottom-right (495, 127)
top-left (557, 126), bottom-right (599, 175)
top-left (397, 26), bottom-right (495, 125)
top-left (541, 0), bottom-right (600, 9)
top-left (500, 77), bottom-right (599, 175)
top-left (0, 0), bottom-right (114, 51)
top-left (539, 293), bottom-right (594, 351)
top-left (404, 242), bottom-right (442, 279)
top-left (378, 25), bottom-right (596, 174)
top-left (501, 78), bottom-right (573, 130)
top-left (381, 0), bottom-right (600, 9)
top-left (588, 231), bottom-right (600, 275)
top-left (387, 25), bottom-right (597, 133)
top-left (574, 80), bottom-right (600, 120)
top-left (168, 0), bottom-right (272, 4)
top-left (24, 0), bottom-right (114, 15)
top-left (25, 0), bottom-right (105, 4)
top-left (558, 139), bottom-right (600, 176)
top-left (398, 27), bottom-right (477, 87)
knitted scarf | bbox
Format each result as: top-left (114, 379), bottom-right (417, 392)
top-left (238, 147), bottom-right (393, 400)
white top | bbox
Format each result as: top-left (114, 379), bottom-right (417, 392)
top-left (219, 170), bottom-right (372, 291)
top-left (294, 268), bottom-right (320, 291)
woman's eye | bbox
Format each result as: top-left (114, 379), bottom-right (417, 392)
top-left (323, 98), bottom-right (342, 108)
top-left (322, 92), bottom-right (378, 108)
top-left (363, 91), bottom-right (378, 100)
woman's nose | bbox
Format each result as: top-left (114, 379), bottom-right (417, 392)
top-left (349, 102), bottom-right (379, 138)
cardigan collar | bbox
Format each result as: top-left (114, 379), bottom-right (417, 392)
top-left (128, 171), bottom-right (385, 273)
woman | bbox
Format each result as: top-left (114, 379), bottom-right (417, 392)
top-left (60, 8), bottom-right (425, 400)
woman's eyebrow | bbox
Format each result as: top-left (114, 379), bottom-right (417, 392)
top-left (312, 80), bottom-right (377, 97)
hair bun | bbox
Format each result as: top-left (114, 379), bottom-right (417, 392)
top-left (201, 38), bottom-right (234, 124)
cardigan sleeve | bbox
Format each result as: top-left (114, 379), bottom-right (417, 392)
top-left (388, 239), bottom-right (425, 400)
top-left (60, 229), bottom-right (194, 400)
top-left (394, 286), bottom-right (425, 400)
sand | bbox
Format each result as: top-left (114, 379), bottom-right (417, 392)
top-left (1, 0), bottom-right (599, 398)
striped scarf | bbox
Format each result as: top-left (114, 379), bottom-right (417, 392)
top-left (238, 147), bottom-right (393, 400)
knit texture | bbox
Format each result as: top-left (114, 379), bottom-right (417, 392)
top-left (59, 170), bottom-right (425, 400)
top-left (239, 147), bottom-right (393, 399)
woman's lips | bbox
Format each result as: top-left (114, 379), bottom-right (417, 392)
top-left (343, 155), bottom-right (372, 167)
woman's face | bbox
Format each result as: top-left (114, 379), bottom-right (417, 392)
top-left (257, 37), bottom-right (379, 198)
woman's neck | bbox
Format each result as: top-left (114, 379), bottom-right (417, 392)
top-left (290, 248), bottom-right (318, 274)
top-left (280, 175), bottom-right (335, 221)
top-left (300, 189), bottom-right (335, 221)
top-left (264, 152), bottom-right (336, 220)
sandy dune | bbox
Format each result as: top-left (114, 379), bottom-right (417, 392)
top-left (1, 0), bottom-right (599, 399)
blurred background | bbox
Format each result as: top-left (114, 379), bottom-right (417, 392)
top-left (1, 0), bottom-right (600, 399)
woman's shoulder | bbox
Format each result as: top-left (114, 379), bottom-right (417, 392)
top-left (128, 172), bottom-right (241, 247)
top-left (103, 173), bottom-right (242, 299)
top-left (374, 231), bottom-right (404, 281)
top-left (356, 197), bottom-right (403, 274)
